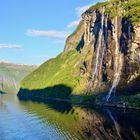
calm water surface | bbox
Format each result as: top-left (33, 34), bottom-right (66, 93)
top-left (0, 93), bottom-right (140, 140)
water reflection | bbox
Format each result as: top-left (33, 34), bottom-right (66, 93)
top-left (106, 109), bottom-right (122, 139)
top-left (18, 96), bottom-right (72, 113)
top-left (0, 94), bottom-right (140, 140)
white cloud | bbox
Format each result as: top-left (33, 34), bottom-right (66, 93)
top-left (75, 4), bottom-right (93, 17)
top-left (67, 4), bottom-right (92, 28)
top-left (67, 18), bottom-right (81, 28)
top-left (0, 44), bottom-right (22, 49)
top-left (26, 29), bottom-right (70, 40)
top-left (76, 0), bottom-right (106, 17)
top-left (0, 59), bottom-right (11, 63)
top-left (67, 0), bottom-right (105, 29)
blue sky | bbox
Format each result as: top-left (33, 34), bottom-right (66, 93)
top-left (0, 0), bottom-right (103, 65)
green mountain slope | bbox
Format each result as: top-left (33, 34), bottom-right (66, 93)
top-left (20, 50), bottom-right (87, 95)
top-left (0, 62), bottom-right (37, 94)
top-left (18, 0), bottom-right (140, 102)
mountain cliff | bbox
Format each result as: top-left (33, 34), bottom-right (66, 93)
top-left (18, 0), bottom-right (140, 106)
top-left (0, 62), bottom-right (37, 94)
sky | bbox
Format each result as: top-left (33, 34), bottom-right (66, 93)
top-left (0, 0), bottom-right (104, 65)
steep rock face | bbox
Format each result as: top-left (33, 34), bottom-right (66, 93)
top-left (64, 1), bottom-right (140, 96)
top-left (64, 21), bottom-right (84, 52)
top-left (129, 26), bottom-right (140, 62)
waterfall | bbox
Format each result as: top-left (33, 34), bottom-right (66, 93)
top-left (106, 16), bottom-right (123, 101)
top-left (87, 13), bottom-right (104, 93)
top-left (93, 13), bottom-right (104, 78)
top-left (99, 16), bottom-right (108, 82)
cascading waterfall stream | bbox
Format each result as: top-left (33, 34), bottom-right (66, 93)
top-left (87, 13), bottom-right (104, 93)
top-left (106, 16), bottom-right (123, 101)
top-left (99, 15), bottom-right (108, 82)
top-left (93, 14), bottom-right (104, 79)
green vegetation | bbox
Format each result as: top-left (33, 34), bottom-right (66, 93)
top-left (107, 0), bottom-right (140, 25)
top-left (19, 84), bottom-right (72, 99)
top-left (21, 50), bottom-right (86, 95)
top-left (123, 0), bottom-right (140, 25)
top-left (88, 1), bottom-right (108, 11)
top-left (89, 0), bottom-right (140, 25)
top-left (70, 95), bottom-right (97, 105)
top-left (120, 93), bottom-right (140, 108)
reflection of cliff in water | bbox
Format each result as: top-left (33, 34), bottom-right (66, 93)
top-left (19, 98), bottom-right (140, 140)
top-left (87, 109), bottom-right (140, 140)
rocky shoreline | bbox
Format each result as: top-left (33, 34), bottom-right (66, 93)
top-left (96, 101), bottom-right (140, 110)
top-left (17, 91), bottom-right (140, 110)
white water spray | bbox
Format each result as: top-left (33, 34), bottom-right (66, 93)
top-left (87, 13), bottom-right (104, 93)
top-left (106, 16), bottom-right (123, 101)
top-left (99, 16), bottom-right (108, 82)
top-left (94, 14), bottom-right (104, 77)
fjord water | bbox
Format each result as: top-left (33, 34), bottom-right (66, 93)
top-left (1, 94), bottom-right (140, 140)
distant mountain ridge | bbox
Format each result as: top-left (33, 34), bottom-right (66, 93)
top-left (0, 62), bottom-right (37, 94)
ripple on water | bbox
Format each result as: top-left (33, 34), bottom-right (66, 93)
top-left (0, 94), bottom-right (74, 140)
top-left (1, 94), bottom-right (140, 140)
